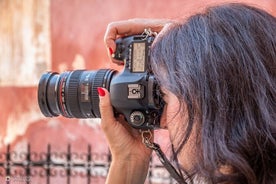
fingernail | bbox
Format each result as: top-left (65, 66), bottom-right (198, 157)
top-left (97, 87), bottom-right (106, 97)
top-left (108, 47), bottom-right (114, 55)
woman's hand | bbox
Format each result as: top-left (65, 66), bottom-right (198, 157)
top-left (98, 87), bottom-right (151, 184)
top-left (104, 18), bottom-right (172, 64)
top-left (100, 19), bottom-right (171, 183)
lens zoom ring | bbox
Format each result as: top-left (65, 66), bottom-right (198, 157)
top-left (92, 69), bottom-right (108, 118)
top-left (66, 70), bottom-right (84, 118)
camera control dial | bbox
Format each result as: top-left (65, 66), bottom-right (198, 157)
top-left (130, 111), bottom-right (145, 126)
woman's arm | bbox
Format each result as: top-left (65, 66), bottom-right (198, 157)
top-left (106, 157), bottom-right (150, 184)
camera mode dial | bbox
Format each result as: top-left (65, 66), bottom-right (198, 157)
top-left (130, 111), bottom-right (145, 126)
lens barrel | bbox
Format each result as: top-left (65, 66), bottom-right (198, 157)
top-left (38, 69), bottom-right (116, 119)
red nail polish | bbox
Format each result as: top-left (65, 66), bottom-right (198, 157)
top-left (97, 87), bottom-right (106, 97)
top-left (108, 47), bottom-right (114, 55)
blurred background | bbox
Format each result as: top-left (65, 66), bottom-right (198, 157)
top-left (0, 0), bottom-right (275, 183)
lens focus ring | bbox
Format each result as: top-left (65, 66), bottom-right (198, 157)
top-left (66, 70), bottom-right (84, 118)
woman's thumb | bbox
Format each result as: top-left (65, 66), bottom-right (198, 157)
top-left (98, 87), bottom-right (116, 130)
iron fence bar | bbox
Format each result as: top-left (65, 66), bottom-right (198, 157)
top-left (26, 144), bottom-right (30, 184)
top-left (6, 144), bottom-right (10, 177)
top-left (67, 144), bottom-right (71, 184)
top-left (47, 144), bottom-right (51, 184)
top-left (87, 145), bottom-right (91, 184)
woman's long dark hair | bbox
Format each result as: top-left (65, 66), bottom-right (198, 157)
top-left (151, 3), bottom-right (276, 184)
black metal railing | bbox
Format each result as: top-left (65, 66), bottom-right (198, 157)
top-left (0, 144), bottom-right (174, 184)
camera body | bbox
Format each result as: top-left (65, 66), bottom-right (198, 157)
top-left (110, 35), bottom-right (163, 129)
top-left (38, 35), bottom-right (164, 129)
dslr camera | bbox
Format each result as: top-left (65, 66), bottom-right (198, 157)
top-left (38, 35), bottom-right (164, 129)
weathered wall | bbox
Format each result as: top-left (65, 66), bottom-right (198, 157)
top-left (0, 0), bottom-right (275, 183)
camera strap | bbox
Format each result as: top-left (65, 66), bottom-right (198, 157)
top-left (141, 130), bottom-right (187, 184)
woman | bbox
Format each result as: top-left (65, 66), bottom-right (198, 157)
top-left (98, 3), bottom-right (276, 184)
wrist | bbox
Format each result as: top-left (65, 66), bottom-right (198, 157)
top-left (109, 142), bottom-right (152, 164)
top-left (112, 151), bottom-right (151, 163)
top-left (106, 157), bottom-right (150, 184)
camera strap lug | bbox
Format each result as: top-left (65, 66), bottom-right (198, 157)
top-left (140, 130), bottom-right (187, 184)
top-left (141, 28), bottom-right (158, 39)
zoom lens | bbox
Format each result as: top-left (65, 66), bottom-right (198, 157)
top-left (38, 69), bottom-right (117, 118)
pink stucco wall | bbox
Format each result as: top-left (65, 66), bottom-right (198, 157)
top-left (0, 0), bottom-right (275, 183)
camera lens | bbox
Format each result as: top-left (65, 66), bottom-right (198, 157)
top-left (38, 69), bottom-right (116, 118)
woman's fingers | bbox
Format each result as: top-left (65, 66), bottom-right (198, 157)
top-left (104, 19), bottom-right (172, 63)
